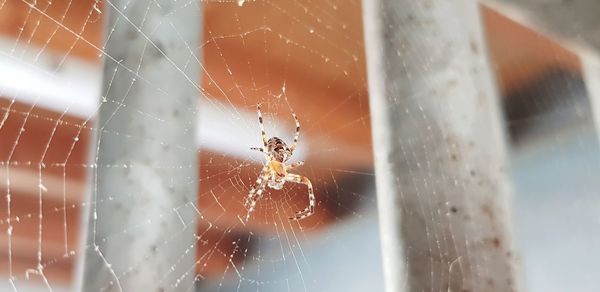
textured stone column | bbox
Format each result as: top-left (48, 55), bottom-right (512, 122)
top-left (363, 1), bottom-right (520, 291)
top-left (79, 1), bottom-right (201, 291)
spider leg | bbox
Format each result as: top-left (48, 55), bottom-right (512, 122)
top-left (284, 173), bottom-right (315, 220)
top-left (244, 166), bottom-right (269, 222)
top-left (257, 105), bottom-right (268, 150)
top-left (288, 109), bottom-right (300, 153)
top-left (244, 183), bottom-right (267, 222)
top-left (244, 166), bottom-right (268, 208)
top-left (285, 161), bottom-right (304, 171)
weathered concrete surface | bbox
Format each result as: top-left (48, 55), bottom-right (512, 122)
top-left (79, 1), bottom-right (201, 291)
top-left (363, 1), bottom-right (520, 291)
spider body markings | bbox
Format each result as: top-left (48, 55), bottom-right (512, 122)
top-left (244, 105), bottom-right (315, 222)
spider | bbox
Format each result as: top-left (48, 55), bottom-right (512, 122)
top-left (243, 104), bottom-right (315, 222)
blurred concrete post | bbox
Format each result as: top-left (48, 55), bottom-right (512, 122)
top-left (363, 1), bottom-right (520, 291)
top-left (79, 1), bottom-right (201, 291)
top-left (481, 0), bottom-right (600, 146)
top-left (581, 51), bottom-right (600, 145)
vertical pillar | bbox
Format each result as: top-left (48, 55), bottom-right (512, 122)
top-left (481, 0), bottom-right (600, 151)
top-left (363, 1), bottom-right (520, 291)
top-left (79, 1), bottom-right (201, 291)
top-left (580, 50), bottom-right (600, 144)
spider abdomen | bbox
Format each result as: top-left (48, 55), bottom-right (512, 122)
top-left (267, 137), bottom-right (291, 162)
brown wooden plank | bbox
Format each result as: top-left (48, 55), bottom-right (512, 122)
top-left (483, 6), bottom-right (581, 94)
top-left (0, 0), bottom-right (103, 61)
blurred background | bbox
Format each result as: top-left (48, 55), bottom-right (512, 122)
top-left (0, 0), bottom-right (599, 291)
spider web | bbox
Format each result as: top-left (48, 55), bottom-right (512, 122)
top-left (0, 0), bottom-right (380, 291)
top-left (2, 1), bottom-right (600, 292)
